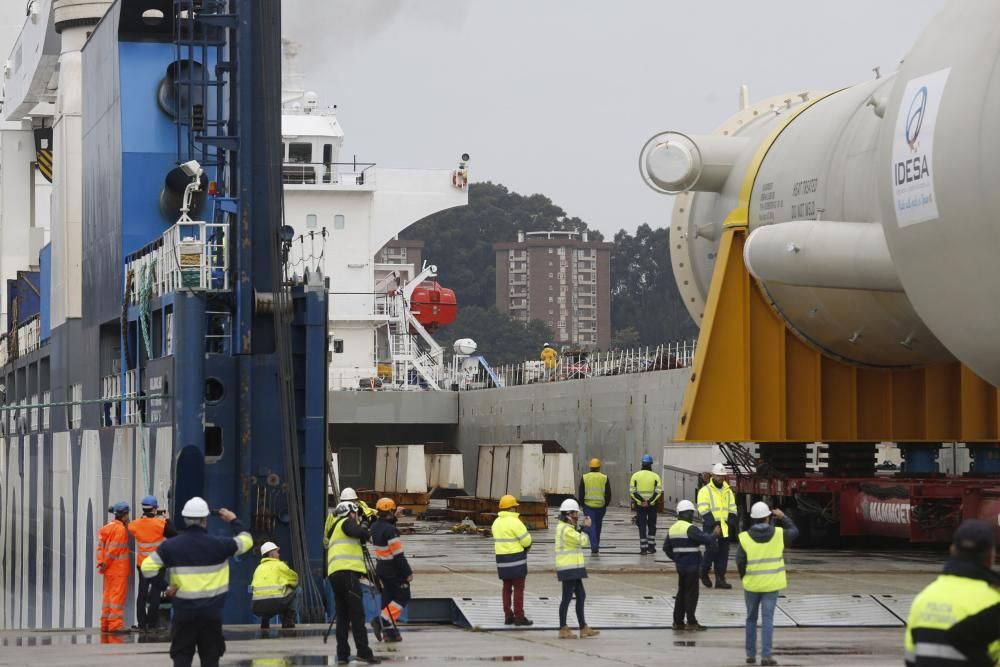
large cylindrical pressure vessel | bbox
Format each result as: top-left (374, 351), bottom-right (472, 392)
top-left (644, 1), bottom-right (1000, 381)
top-left (876, 2), bottom-right (1000, 388)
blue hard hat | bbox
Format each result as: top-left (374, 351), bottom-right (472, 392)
top-left (141, 495), bottom-right (158, 508)
top-left (109, 501), bottom-right (130, 514)
top-left (641, 454), bottom-right (654, 465)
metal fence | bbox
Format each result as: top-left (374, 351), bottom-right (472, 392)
top-left (467, 339), bottom-right (697, 390)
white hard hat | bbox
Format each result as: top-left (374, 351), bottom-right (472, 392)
top-left (335, 501), bottom-right (358, 517)
top-left (676, 499), bottom-right (695, 513)
top-left (711, 462), bottom-right (726, 476)
top-left (339, 487), bottom-right (359, 501)
top-left (260, 541), bottom-right (279, 556)
top-left (559, 498), bottom-right (581, 513)
top-left (750, 501), bottom-right (772, 519)
top-left (181, 496), bottom-right (210, 518)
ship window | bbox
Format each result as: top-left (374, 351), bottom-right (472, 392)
top-left (306, 214), bottom-right (318, 229)
top-left (323, 144), bottom-right (333, 165)
top-left (334, 214), bottom-right (345, 230)
top-left (205, 425), bottom-right (223, 462)
top-left (333, 339), bottom-right (344, 354)
top-left (288, 143), bottom-right (312, 164)
top-left (339, 446), bottom-right (362, 476)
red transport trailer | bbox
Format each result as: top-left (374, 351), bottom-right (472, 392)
top-left (721, 445), bottom-right (1000, 545)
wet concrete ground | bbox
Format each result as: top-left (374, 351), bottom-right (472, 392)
top-left (0, 507), bottom-right (936, 665)
top-left (0, 625), bottom-right (907, 666)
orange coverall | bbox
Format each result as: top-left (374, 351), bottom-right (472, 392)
top-left (96, 519), bottom-right (131, 631)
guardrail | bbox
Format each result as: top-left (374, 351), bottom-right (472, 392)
top-left (0, 314), bottom-right (42, 366)
top-left (467, 339), bottom-right (696, 390)
top-left (282, 161), bottom-right (375, 186)
top-left (125, 221), bottom-right (230, 300)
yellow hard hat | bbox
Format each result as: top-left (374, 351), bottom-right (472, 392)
top-left (376, 497), bottom-right (396, 512)
top-left (498, 494), bottom-right (519, 510)
top-left (589, 458), bottom-right (601, 468)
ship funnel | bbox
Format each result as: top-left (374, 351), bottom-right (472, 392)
top-left (159, 166), bottom-right (208, 221)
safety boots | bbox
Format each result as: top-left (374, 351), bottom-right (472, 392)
top-left (579, 625), bottom-right (600, 638)
top-left (558, 626), bottom-right (577, 639)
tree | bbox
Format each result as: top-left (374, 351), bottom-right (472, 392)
top-left (403, 182), bottom-right (602, 310)
top-left (433, 306), bottom-right (555, 365)
top-left (609, 224), bottom-right (698, 345)
top-left (610, 326), bottom-right (641, 350)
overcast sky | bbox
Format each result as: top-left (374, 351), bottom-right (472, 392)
top-left (0, 2), bottom-right (949, 238)
top-left (283, 0), bottom-right (947, 237)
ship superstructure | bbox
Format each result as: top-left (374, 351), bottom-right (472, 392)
top-left (279, 41), bottom-right (468, 391)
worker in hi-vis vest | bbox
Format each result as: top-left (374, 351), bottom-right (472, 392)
top-left (736, 501), bottom-right (798, 666)
top-left (127, 495), bottom-right (176, 631)
top-left (905, 520), bottom-right (1000, 667)
top-left (325, 500), bottom-right (381, 664)
top-left (97, 501), bottom-right (132, 633)
top-left (697, 462), bottom-right (738, 589)
top-left (491, 495), bottom-right (534, 626)
top-left (578, 458), bottom-right (610, 554)
top-left (629, 454), bottom-right (662, 555)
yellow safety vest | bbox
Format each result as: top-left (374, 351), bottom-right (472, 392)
top-left (697, 481), bottom-right (737, 537)
top-left (582, 472), bottom-right (608, 508)
top-left (738, 527), bottom-right (786, 593)
top-left (905, 573), bottom-right (1000, 665)
top-left (554, 521), bottom-right (588, 580)
top-left (630, 469), bottom-right (662, 503)
top-left (251, 557), bottom-right (300, 601)
top-left (326, 517), bottom-right (366, 576)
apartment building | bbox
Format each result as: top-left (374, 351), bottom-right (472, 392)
top-left (375, 238), bottom-right (425, 286)
top-left (494, 230), bottom-right (612, 350)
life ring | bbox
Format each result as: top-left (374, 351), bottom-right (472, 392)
top-left (452, 169), bottom-right (468, 189)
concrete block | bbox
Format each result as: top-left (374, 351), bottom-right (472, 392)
top-left (542, 453), bottom-right (575, 494)
top-left (375, 445), bottom-right (427, 494)
top-left (476, 444), bottom-right (545, 502)
top-left (426, 453), bottom-right (465, 490)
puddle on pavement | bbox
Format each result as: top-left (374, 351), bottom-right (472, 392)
top-left (776, 646), bottom-right (873, 656)
top-left (0, 632), bottom-right (170, 647)
top-left (232, 657), bottom-right (526, 665)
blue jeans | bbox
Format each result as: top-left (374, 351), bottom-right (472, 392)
top-left (582, 506), bottom-right (605, 551)
top-left (744, 590), bottom-right (779, 658)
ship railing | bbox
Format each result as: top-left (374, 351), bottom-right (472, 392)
top-left (0, 314), bottom-right (43, 366)
top-left (461, 339), bottom-right (698, 390)
top-left (282, 161), bottom-right (376, 187)
top-left (125, 221), bottom-right (230, 301)
top-left (102, 369), bottom-right (141, 427)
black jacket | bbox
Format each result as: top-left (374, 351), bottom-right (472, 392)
top-left (370, 517), bottom-right (412, 580)
top-left (664, 522), bottom-right (717, 574)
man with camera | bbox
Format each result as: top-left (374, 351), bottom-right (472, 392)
top-left (128, 495), bottom-right (176, 631)
top-left (140, 497), bottom-right (252, 667)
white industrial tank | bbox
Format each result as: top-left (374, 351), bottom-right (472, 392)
top-left (453, 338), bottom-right (477, 356)
top-left (641, 1), bottom-right (1000, 386)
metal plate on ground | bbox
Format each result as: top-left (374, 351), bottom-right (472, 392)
top-left (696, 594), bottom-right (796, 628)
top-left (778, 594), bottom-right (903, 627)
top-left (871, 594), bottom-right (915, 623)
top-left (452, 595), bottom-right (672, 630)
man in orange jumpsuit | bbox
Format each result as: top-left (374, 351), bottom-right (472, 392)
top-left (128, 495), bottom-right (176, 630)
top-left (97, 501), bottom-right (131, 632)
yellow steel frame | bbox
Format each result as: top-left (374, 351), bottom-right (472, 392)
top-left (676, 98), bottom-right (1000, 444)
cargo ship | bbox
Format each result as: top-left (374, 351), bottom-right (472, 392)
top-left (0, 0), bottom-right (337, 630)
